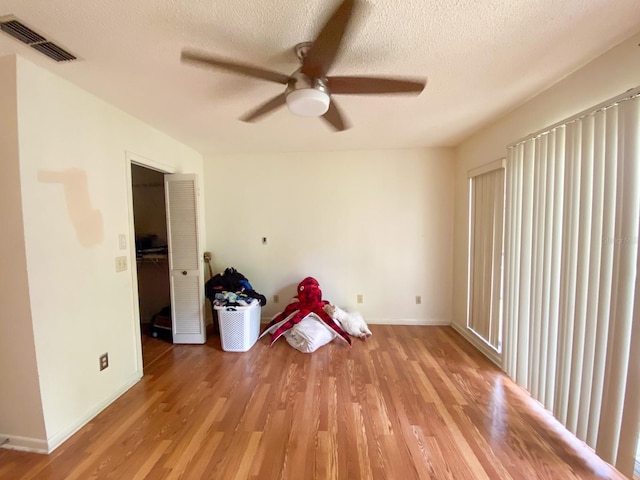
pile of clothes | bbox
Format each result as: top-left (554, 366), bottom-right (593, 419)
top-left (205, 267), bottom-right (267, 308)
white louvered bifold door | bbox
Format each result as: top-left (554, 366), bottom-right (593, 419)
top-left (165, 174), bottom-right (205, 344)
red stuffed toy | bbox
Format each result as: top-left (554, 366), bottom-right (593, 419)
top-left (262, 277), bottom-right (351, 346)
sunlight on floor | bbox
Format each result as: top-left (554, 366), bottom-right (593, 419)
top-left (635, 435), bottom-right (640, 480)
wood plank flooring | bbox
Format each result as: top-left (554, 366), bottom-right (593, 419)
top-left (0, 325), bottom-right (627, 479)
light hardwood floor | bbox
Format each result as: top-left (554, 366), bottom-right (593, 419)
top-left (0, 325), bottom-right (627, 479)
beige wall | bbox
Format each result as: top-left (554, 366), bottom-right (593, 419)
top-left (204, 148), bottom-right (454, 325)
top-left (452, 32), bottom-right (640, 337)
top-left (0, 56), bottom-right (47, 450)
top-left (5, 55), bottom-right (204, 451)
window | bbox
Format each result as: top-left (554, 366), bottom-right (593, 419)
top-left (467, 159), bottom-right (505, 354)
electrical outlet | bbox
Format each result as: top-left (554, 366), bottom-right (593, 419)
top-left (115, 256), bottom-right (127, 272)
top-left (99, 353), bottom-right (109, 371)
top-left (416, 295), bottom-right (422, 305)
top-left (262, 237), bottom-right (268, 245)
top-left (118, 234), bottom-right (127, 250)
top-left (357, 294), bottom-right (363, 304)
top-left (273, 294), bottom-right (279, 303)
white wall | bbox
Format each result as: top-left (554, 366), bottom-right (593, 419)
top-left (0, 56), bottom-right (47, 450)
top-left (205, 148), bottom-right (454, 325)
top-left (10, 55), bottom-right (204, 451)
top-left (452, 32), bottom-right (640, 336)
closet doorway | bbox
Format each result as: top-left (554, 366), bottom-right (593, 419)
top-left (131, 164), bottom-right (172, 346)
top-left (127, 155), bottom-right (206, 368)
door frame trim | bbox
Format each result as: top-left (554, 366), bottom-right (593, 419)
top-left (124, 151), bottom-right (175, 375)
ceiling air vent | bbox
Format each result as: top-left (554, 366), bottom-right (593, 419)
top-left (0, 16), bottom-right (77, 62)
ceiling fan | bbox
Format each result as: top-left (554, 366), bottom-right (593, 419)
top-left (181, 0), bottom-right (427, 132)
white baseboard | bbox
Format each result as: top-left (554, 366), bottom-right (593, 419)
top-left (0, 434), bottom-right (48, 453)
top-left (365, 318), bottom-right (450, 326)
top-left (260, 317), bottom-right (450, 326)
top-left (45, 373), bottom-right (142, 453)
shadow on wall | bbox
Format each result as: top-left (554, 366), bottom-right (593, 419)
top-left (273, 282), bottom-right (299, 312)
top-left (38, 168), bottom-right (104, 247)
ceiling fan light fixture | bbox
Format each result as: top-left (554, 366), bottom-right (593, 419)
top-left (286, 88), bottom-right (330, 117)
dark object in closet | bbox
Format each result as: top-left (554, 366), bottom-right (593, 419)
top-left (136, 234), bottom-right (157, 251)
top-left (151, 305), bottom-right (172, 341)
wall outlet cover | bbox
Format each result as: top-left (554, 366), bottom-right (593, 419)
top-left (99, 353), bottom-right (109, 371)
top-left (115, 256), bottom-right (127, 272)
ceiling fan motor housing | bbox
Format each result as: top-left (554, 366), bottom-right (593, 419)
top-left (285, 70), bottom-right (330, 117)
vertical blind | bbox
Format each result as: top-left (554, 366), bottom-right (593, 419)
top-left (503, 91), bottom-right (640, 476)
top-left (468, 166), bottom-right (505, 351)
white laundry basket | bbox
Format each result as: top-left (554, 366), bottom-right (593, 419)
top-left (214, 304), bottom-right (261, 352)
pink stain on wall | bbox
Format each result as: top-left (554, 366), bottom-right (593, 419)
top-left (38, 168), bottom-right (104, 247)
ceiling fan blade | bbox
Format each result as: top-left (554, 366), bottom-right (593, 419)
top-left (240, 93), bottom-right (287, 123)
top-left (321, 99), bottom-right (350, 132)
top-left (327, 76), bottom-right (427, 95)
top-left (181, 50), bottom-right (290, 85)
top-left (301, 0), bottom-right (357, 79)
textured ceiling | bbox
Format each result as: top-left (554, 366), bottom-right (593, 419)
top-left (0, 0), bottom-right (639, 155)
